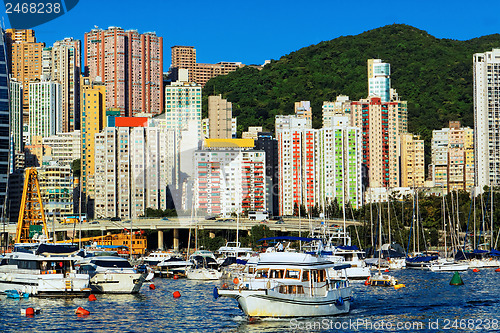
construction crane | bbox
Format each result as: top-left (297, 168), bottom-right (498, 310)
top-left (15, 168), bottom-right (48, 243)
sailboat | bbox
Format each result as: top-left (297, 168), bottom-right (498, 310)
top-left (366, 200), bottom-right (398, 286)
top-left (429, 189), bottom-right (469, 272)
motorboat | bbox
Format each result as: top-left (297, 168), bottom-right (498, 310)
top-left (428, 258), bottom-right (469, 272)
top-left (216, 242), bottom-right (254, 265)
top-left (0, 243), bottom-right (91, 296)
top-left (186, 250), bottom-right (222, 280)
top-left (215, 252), bottom-right (352, 317)
top-left (77, 250), bottom-right (146, 294)
top-left (367, 271), bottom-right (398, 286)
top-left (156, 257), bottom-right (193, 278)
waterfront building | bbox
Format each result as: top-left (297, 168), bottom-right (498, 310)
top-left (431, 121), bottom-right (474, 192)
top-left (85, 27), bottom-right (163, 116)
top-left (208, 95), bottom-right (232, 139)
top-left (316, 116), bottom-right (363, 210)
top-left (193, 139), bottom-right (266, 217)
top-left (94, 120), bottom-right (176, 219)
top-left (164, 80), bottom-right (202, 138)
top-left (474, 49), bottom-right (500, 192)
top-left (254, 132), bottom-right (278, 217)
top-left (80, 77), bottom-right (106, 200)
top-left (28, 79), bottom-right (62, 143)
top-left (368, 59), bottom-right (391, 102)
top-left (42, 38), bottom-right (81, 132)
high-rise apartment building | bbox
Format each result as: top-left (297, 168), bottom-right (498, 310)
top-left (170, 46), bottom-right (245, 87)
top-left (43, 130), bottom-right (81, 167)
top-left (80, 76), bottom-right (106, 200)
top-left (28, 79), bottom-right (62, 143)
top-left (5, 28), bottom-right (36, 70)
top-left (316, 116), bottom-right (363, 210)
top-left (194, 139), bottom-right (266, 216)
top-left (42, 38), bottom-right (81, 132)
top-left (368, 59), bottom-right (391, 102)
top-left (350, 96), bottom-right (408, 188)
top-left (37, 161), bottom-right (74, 221)
top-left (0, 30), bottom-right (9, 216)
top-left (431, 121), bottom-right (474, 192)
top-left (164, 80), bottom-right (202, 136)
top-left (400, 134), bottom-right (425, 188)
top-left (10, 78), bottom-right (23, 165)
top-left (474, 49), bottom-right (500, 192)
top-left (84, 27), bottom-right (163, 117)
top-left (254, 132), bottom-right (279, 217)
top-left (94, 123), bottom-right (176, 219)
top-left (208, 95), bottom-right (232, 139)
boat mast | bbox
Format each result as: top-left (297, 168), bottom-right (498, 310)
top-left (442, 190), bottom-right (447, 258)
top-left (378, 200), bottom-right (382, 273)
top-left (491, 186), bottom-right (494, 250)
top-left (370, 199), bottom-right (374, 250)
top-left (387, 192), bottom-right (391, 245)
top-left (473, 189), bottom-right (476, 249)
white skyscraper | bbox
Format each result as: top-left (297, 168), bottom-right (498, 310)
top-left (28, 79), bottom-right (62, 143)
top-left (368, 59), bottom-right (391, 102)
top-left (474, 49), bottom-right (500, 192)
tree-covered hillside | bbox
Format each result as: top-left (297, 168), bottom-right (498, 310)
top-left (203, 24), bottom-right (500, 164)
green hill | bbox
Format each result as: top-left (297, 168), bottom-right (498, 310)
top-left (203, 24), bottom-right (500, 164)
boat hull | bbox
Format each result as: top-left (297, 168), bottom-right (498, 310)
top-left (429, 263), bottom-right (469, 272)
top-left (186, 268), bottom-right (221, 280)
top-left (0, 271), bottom-right (90, 296)
top-left (90, 272), bottom-right (145, 294)
top-left (219, 288), bottom-right (351, 318)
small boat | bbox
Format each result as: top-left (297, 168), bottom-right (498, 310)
top-left (156, 257), bottom-right (193, 278)
top-left (366, 272), bottom-right (398, 286)
top-left (186, 251), bottom-right (221, 280)
top-left (428, 259), bottom-right (469, 272)
top-left (77, 251), bottom-right (146, 294)
top-left (215, 252), bottom-right (352, 318)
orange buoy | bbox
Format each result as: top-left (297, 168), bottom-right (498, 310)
top-left (364, 280), bottom-right (370, 286)
top-left (25, 307), bottom-right (34, 316)
top-left (173, 291), bottom-right (181, 298)
top-left (149, 284), bottom-right (156, 290)
top-left (495, 268), bottom-right (500, 272)
top-left (88, 294), bottom-right (97, 302)
top-left (173, 275), bottom-right (179, 280)
top-left (233, 277), bottom-right (239, 285)
top-left (384, 269), bottom-right (389, 273)
top-left (222, 283), bottom-right (229, 289)
top-left (75, 307), bottom-right (90, 316)
top-left (473, 268), bottom-right (480, 272)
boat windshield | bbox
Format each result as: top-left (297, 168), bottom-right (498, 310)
top-left (92, 260), bottom-right (132, 268)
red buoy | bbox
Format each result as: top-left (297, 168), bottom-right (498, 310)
top-left (75, 307), bottom-right (90, 316)
top-left (384, 269), bottom-right (389, 273)
top-left (173, 291), bottom-right (181, 298)
top-left (233, 277), bottom-right (239, 285)
top-left (149, 284), bottom-right (156, 290)
top-left (495, 268), bottom-right (500, 272)
top-left (173, 275), bottom-right (179, 280)
top-left (364, 280), bottom-right (370, 286)
top-left (88, 294), bottom-right (97, 301)
top-left (25, 307), bottom-right (34, 316)
top-left (473, 268), bottom-right (480, 272)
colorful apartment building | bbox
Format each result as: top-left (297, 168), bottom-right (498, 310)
top-left (194, 139), bottom-right (266, 216)
top-left (85, 27), bottom-right (163, 116)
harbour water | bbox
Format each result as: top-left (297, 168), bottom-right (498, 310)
top-left (1, 269), bottom-right (499, 332)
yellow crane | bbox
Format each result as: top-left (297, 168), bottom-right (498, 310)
top-left (15, 168), bottom-right (48, 243)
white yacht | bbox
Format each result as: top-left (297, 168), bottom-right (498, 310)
top-left (77, 251), bottom-right (146, 294)
top-left (0, 243), bottom-right (91, 296)
top-left (216, 242), bottom-right (254, 265)
top-left (428, 258), bottom-right (469, 272)
top-left (156, 257), bottom-right (193, 278)
top-left (215, 252), bottom-right (352, 318)
top-left (186, 250), bottom-right (222, 280)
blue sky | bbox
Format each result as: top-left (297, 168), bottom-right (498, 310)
top-left (2, 0), bottom-right (500, 69)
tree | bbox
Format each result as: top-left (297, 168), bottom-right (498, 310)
top-left (71, 159), bottom-right (81, 177)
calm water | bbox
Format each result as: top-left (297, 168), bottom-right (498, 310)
top-left (1, 269), bottom-right (499, 332)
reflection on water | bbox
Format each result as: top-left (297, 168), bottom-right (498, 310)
top-left (1, 269), bottom-right (499, 332)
